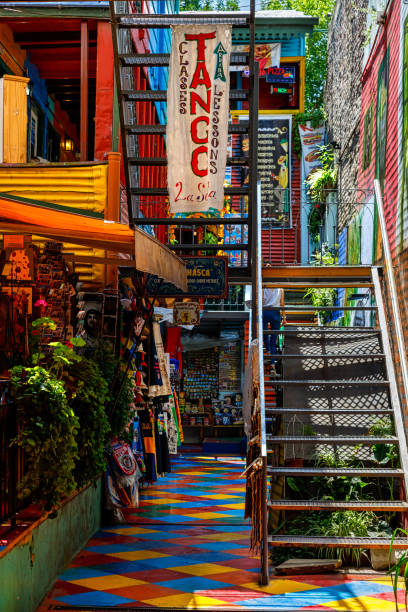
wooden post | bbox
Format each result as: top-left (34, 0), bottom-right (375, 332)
top-left (1, 75), bottom-right (29, 163)
top-left (80, 20), bottom-right (88, 161)
top-left (105, 151), bottom-right (121, 288)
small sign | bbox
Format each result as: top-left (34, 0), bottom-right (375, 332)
top-left (147, 256), bottom-right (228, 298)
top-left (173, 302), bottom-right (200, 326)
top-left (265, 65), bottom-right (295, 84)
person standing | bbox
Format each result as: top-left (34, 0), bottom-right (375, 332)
top-left (263, 287), bottom-right (285, 375)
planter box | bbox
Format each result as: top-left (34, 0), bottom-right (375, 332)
top-left (0, 477), bottom-right (102, 612)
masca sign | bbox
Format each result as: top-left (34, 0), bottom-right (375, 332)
top-left (167, 25), bottom-right (232, 214)
top-left (147, 256), bottom-right (228, 298)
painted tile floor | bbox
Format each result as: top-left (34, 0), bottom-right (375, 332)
top-left (41, 455), bottom-right (406, 610)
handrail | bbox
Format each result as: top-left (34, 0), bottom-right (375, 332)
top-left (374, 179), bottom-right (408, 407)
top-left (256, 180), bottom-right (269, 585)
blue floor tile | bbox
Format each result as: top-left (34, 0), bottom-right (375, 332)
top-left (55, 591), bottom-right (134, 606)
top-left (157, 576), bottom-right (233, 593)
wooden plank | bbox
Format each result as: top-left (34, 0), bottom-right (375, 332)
top-left (262, 265), bottom-right (373, 279)
top-left (275, 558), bottom-right (341, 575)
top-left (262, 282), bottom-right (374, 289)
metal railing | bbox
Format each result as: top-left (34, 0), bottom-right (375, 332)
top-left (0, 384), bottom-right (21, 528)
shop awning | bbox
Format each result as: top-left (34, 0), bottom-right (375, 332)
top-left (0, 192), bottom-right (187, 291)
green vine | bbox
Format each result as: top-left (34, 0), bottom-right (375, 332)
top-left (9, 366), bottom-right (79, 510)
top-left (67, 358), bottom-right (111, 487)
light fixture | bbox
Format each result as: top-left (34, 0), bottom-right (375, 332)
top-left (64, 138), bottom-right (73, 152)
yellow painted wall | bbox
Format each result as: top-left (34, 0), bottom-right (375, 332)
top-left (0, 163), bottom-right (109, 287)
top-left (2, 75), bottom-right (29, 163)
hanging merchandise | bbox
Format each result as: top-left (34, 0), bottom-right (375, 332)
top-left (166, 326), bottom-right (183, 376)
top-left (155, 407), bottom-right (171, 474)
top-left (138, 406), bottom-right (157, 482)
top-left (149, 320), bottom-right (172, 398)
top-left (105, 439), bottom-right (142, 522)
top-left (163, 395), bottom-right (180, 454)
top-left (167, 25), bottom-right (232, 213)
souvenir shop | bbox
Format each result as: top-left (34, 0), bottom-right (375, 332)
top-left (160, 314), bottom-right (246, 450)
top-left (0, 232), bottom-right (186, 522)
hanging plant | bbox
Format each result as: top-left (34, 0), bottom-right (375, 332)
top-left (306, 145), bottom-right (337, 244)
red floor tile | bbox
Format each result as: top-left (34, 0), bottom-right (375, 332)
top-left (109, 583), bottom-right (183, 600)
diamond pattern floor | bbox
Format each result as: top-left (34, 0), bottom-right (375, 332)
top-left (39, 455), bottom-right (405, 610)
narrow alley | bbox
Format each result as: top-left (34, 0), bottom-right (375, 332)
top-left (40, 455), bottom-right (405, 610)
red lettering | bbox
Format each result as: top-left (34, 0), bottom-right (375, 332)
top-left (190, 89), bottom-right (211, 114)
top-left (185, 32), bottom-right (215, 61)
top-left (190, 62), bottom-right (211, 89)
top-left (191, 116), bottom-right (209, 144)
top-left (191, 146), bottom-right (208, 177)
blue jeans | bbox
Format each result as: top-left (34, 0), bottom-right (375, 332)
top-left (263, 309), bottom-right (281, 359)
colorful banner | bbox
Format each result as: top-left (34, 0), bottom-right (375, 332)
top-left (167, 25), bottom-right (232, 214)
top-left (298, 121), bottom-right (325, 183)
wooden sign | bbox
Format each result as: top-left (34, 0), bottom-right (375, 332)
top-left (173, 301), bottom-right (200, 326)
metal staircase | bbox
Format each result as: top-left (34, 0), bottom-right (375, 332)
top-left (259, 264), bottom-right (408, 579)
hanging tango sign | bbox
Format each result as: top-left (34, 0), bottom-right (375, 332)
top-left (167, 25), bottom-right (232, 214)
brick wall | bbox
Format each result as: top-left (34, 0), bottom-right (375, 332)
top-left (324, 0), bottom-right (368, 231)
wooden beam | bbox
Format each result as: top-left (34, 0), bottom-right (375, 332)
top-left (262, 265), bottom-right (373, 280)
top-left (80, 20), bottom-right (88, 161)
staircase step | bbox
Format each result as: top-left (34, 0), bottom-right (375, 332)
top-left (268, 500), bottom-right (408, 511)
top-left (266, 435), bottom-right (398, 445)
top-left (265, 380), bottom-right (389, 386)
top-left (265, 407), bottom-right (393, 415)
top-left (128, 156), bottom-right (248, 166)
top-left (119, 52), bottom-right (248, 66)
top-left (264, 282), bottom-right (374, 289)
top-left (116, 13), bottom-right (250, 28)
top-left (123, 90), bottom-right (248, 102)
top-left (267, 353), bottom-right (385, 359)
top-left (267, 467), bottom-right (403, 477)
top-left (124, 122), bottom-right (248, 133)
top-left (131, 186), bottom-right (248, 196)
top-left (265, 328), bottom-right (380, 334)
top-left (268, 535), bottom-right (408, 549)
top-left (276, 306), bottom-right (378, 311)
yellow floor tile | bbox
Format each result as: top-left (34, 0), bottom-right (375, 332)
top-left (106, 550), bottom-right (168, 561)
top-left (182, 471), bottom-right (209, 475)
top-left (204, 494), bottom-right (242, 500)
top-left (184, 512), bottom-right (235, 519)
top-left (242, 579), bottom-right (319, 595)
top-left (69, 575), bottom-right (146, 590)
top-left (321, 596), bottom-right (399, 611)
top-left (140, 498), bottom-right (184, 505)
top-left (142, 593), bottom-right (236, 608)
top-left (218, 503), bottom-right (245, 509)
top-left (171, 563), bottom-right (240, 576)
top-left (104, 526), bottom-right (159, 535)
top-left (199, 532), bottom-right (249, 541)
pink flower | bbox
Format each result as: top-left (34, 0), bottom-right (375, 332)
top-left (34, 299), bottom-right (48, 308)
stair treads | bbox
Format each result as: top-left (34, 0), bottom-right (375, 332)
top-left (268, 535), bottom-right (408, 549)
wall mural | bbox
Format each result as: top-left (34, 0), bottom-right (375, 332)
top-left (399, 16), bottom-right (408, 252)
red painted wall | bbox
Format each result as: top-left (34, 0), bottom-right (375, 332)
top-left (94, 22), bottom-right (114, 161)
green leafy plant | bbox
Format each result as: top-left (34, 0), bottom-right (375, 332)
top-left (389, 527), bottom-right (408, 611)
top-left (306, 146), bottom-right (337, 245)
top-left (67, 358), bottom-right (111, 487)
top-left (92, 344), bottom-right (134, 439)
top-left (9, 366), bottom-right (79, 510)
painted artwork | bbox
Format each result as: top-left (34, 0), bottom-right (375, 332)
top-left (376, 48), bottom-right (389, 187)
top-left (399, 17), bottom-right (408, 251)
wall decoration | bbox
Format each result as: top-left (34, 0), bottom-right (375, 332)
top-left (376, 47), bottom-right (389, 188)
top-left (167, 25), bottom-right (232, 213)
top-left (257, 116), bottom-right (291, 228)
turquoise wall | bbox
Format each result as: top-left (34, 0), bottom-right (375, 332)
top-left (0, 478), bottom-right (102, 612)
